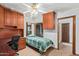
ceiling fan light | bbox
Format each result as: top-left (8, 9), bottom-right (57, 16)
top-left (36, 4), bottom-right (40, 8)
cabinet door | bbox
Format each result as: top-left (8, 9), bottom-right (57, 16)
top-left (43, 12), bottom-right (55, 29)
top-left (17, 13), bottom-right (24, 29)
top-left (47, 13), bottom-right (54, 29)
top-left (0, 6), bottom-right (5, 28)
top-left (43, 14), bottom-right (46, 29)
top-left (43, 14), bottom-right (48, 29)
top-left (11, 11), bottom-right (17, 26)
top-left (5, 9), bottom-right (11, 26)
top-left (18, 38), bottom-right (26, 50)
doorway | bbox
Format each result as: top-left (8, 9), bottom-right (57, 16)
top-left (58, 16), bottom-right (76, 55)
top-left (62, 23), bottom-right (70, 43)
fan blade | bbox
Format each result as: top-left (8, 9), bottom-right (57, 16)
top-left (23, 11), bottom-right (30, 13)
top-left (22, 3), bottom-right (32, 9)
top-left (38, 10), bottom-right (46, 13)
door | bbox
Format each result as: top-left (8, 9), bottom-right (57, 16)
top-left (62, 23), bottom-right (69, 43)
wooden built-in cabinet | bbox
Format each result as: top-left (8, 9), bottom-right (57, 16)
top-left (18, 29), bottom-right (24, 37)
top-left (0, 6), bottom-right (5, 28)
top-left (0, 5), bottom-right (24, 37)
top-left (5, 9), bottom-right (12, 26)
top-left (18, 37), bottom-right (26, 50)
top-left (17, 13), bottom-right (24, 29)
top-left (5, 8), bottom-right (18, 27)
top-left (11, 11), bottom-right (18, 27)
top-left (0, 5), bottom-right (25, 55)
top-left (43, 12), bottom-right (56, 29)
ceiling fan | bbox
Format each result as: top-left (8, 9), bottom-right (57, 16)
top-left (23, 3), bottom-right (45, 15)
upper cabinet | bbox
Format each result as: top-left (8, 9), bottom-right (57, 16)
top-left (43, 12), bottom-right (56, 29)
top-left (5, 9), bottom-right (12, 26)
top-left (11, 11), bottom-right (18, 27)
top-left (17, 13), bottom-right (24, 29)
top-left (0, 6), bottom-right (5, 28)
top-left (5, 9), bottom-right (18, 27)
top-left (0, 5), bottom-right (24, 29)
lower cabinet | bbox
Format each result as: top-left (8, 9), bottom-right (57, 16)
top-left (18, 37), bottom-right (26, 50)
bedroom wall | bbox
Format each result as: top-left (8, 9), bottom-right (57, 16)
top-left (31, 24), bottom-right (35, 36)
top-left (24, 14), bottom-right (27, 37)
top-left (43, 30), bottom-right (58, 48)
top-left (57, 8), bottom-right (79, 54)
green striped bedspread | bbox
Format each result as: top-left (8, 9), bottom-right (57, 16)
top-left (26, 36), bottom-right (53, 52)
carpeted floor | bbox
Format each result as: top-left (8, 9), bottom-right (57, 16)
top-left (17, 43), bottom-right (73, 56)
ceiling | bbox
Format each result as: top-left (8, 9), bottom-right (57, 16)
top-left (1, 3), bottom-right (79, 14)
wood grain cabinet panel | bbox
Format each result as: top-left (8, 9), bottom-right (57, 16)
top-left (5, 9), bottom-right (18, 27)
top-left (18, 37), bottom-right (26, 50)
top-left (43, 12), bottom-right (55, 29)
top-left (0, 6), bottom-right (5, 28)
top-left (17, 13), bottom-right (24, 29)
top-left (43, 14), bottom-right (48, 29)
top-left (5, 9), bottom-right (12, 26)
top-left (11, 11), bottom-right (18, 27)
top-left (18, 29), bottom-right (24, 37)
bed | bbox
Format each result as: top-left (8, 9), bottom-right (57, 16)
top-left (26, 35), bottom-right (53, 52)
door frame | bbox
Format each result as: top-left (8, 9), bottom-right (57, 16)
top-left (57, 15), bottom-right (76, 55)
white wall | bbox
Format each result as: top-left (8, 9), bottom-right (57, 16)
top-left (31, 24), bottom-right (35, 36)
top-left (59, 18), bottom-right (73, 43)
top-left (43, 30), bottom-right (58, 48)
top-left (57, 8), bottom-right (79, 54)
top-left (24, 14), bottom-right (27, 37)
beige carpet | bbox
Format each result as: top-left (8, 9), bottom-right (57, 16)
top-left (17, 43), bottom-right (73, 56)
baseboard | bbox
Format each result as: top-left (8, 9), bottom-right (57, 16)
top-left (62, 42), bottom-right (72, 47)
top-left (76, 50), bottom-right (79, 55)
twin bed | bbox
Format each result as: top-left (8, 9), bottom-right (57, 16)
top-left (26, 35), bottom-right (53, 53)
